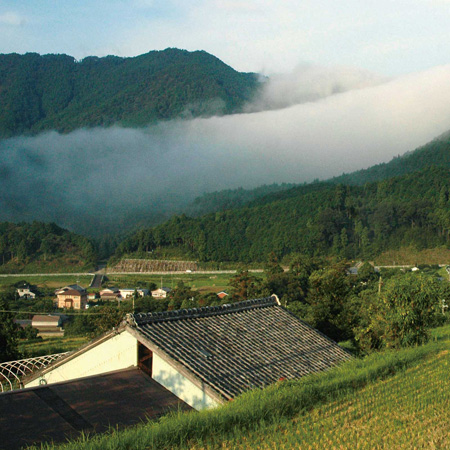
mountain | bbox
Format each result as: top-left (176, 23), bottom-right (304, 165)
top-left (115, 165), bottom-right (450, 262)
top-left (0, 48), bottom-right (260, 138)
top-left (185, 130), bottom-right (450, 214)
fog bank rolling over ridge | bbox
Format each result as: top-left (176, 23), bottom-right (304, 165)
top-left (2, 64), bottom-right (450, 236)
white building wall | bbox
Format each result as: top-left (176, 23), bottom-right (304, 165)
top-left (26, 331), bottom-right (138, 387)
top-left (152, 353), bottom-right (219, 410)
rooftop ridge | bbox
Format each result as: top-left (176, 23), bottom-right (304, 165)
top-left (129, 296), bottom-right (278, 325)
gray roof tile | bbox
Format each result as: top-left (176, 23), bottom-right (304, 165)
top-left (130, 297), bottom-right (351, 401)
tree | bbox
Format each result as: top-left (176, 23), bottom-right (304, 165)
top-left (355, 273), bottom-right (443, 352)
top-left (229, 269), bottom-right (264, 301)
top-left (305, 262), bottom-right (353, 341)
top-left (0, 294), bottom-right (21, 362)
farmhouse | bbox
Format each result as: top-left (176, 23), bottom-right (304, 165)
top-left (55, 285), bottom-right (87, 310)
top-left (24, 296), bottom-right (350, 404)
top-left (2, 297), bottom-right (350, 448)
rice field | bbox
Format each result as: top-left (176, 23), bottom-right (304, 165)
top-left (188, 349), bottom-right (450, 450)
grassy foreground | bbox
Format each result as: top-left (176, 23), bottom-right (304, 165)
top-left (31, 325), bottom-right (450, 450)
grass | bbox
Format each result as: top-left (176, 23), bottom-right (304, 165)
top-left (19, 336), bottom-right (89, 358)
top-left (31, 324), bottom-right (450, 450)
top-left (0, 275), bottom-right (93, 290)
top-left (374, 246), bottom-right (450, 266)
top-left (105, 273), bottom-right (239, 294)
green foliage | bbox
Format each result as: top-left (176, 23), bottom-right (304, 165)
top-left (0, 292), bottom-right (21, 362)
top-left (0, 221), bottom-right (97, 272)
top-left (355, 273), bottom-right (445, 351)
top-left (0, 49), bottom-right (259, 138)
top-left (114, 166), bottom-right (450, 263)
top-left (64, 306), bottom-right (123, 338)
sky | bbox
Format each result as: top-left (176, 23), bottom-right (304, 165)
top-left (1, 0), bottom-right (450, 76)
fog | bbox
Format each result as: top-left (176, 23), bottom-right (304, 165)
top-left (2, 64), bottom-right (450, 236)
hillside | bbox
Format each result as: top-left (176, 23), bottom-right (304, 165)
top-left (0, 49), bottom-right (259, 137)
top-left (182, 128), bottom-right (450, 220)
top-left (331, 129), bottom-right (450, 185)
top-left (115, 166), bottom-right (450, 262)
top-left (0, 221), bottom-right (96, 273)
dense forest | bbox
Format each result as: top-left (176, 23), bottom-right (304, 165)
top-left (115, 166), bottom-right (450, 262)
top-left (0, 222), bottom-right (96, 272)
top-left (0, 49), bottom-right (259, 137)
top-left (182, 129), bottom-right (450, 220)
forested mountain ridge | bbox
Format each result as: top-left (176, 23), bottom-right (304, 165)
top-left (116, 166), bottom-right (450, 262)
top-left (0, 222), bottom-right (96, 272)
top-left (0, 48), bottom-right (259, 137)
top-left (182, 130), bottom-right (450, 218)
top-left (331, 130), bottom-right (450, 185)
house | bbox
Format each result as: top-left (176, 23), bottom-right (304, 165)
top-left (119, 288), bottom-right (149, 299)
top-left (99, 287), bottom-right (121, 301)
top-left (151, 287), bottom-right (172, 298)
top-left (31, 315), bottom-right (67, 337)
top-left (23, 296), bottom-right (350, 409)
top-left (16, 285), bottom-right (37, 299)
top-left (217, 291), bottom-right (228, 299)
top-left (2, 296), bottom-right (351, 448)
top-left (55, 285), bottom-right (87, 310)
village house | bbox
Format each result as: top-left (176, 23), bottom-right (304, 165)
top-left (31, 314), bottom-right (67, 337)
top-left (99, 287), bottom-right (121, 301)
top-left (151, 287), bottom-right (172, 298)
top-left (55, 285), bottom-right (87, 310)
top-left (119, 288), bottom-right (149, 299)
top-left (217, 291), bottom-right (228, 299)
top-left (1, 296), bottom-right (351, 449)
top-left (16, 284), bottom-right (37, 299)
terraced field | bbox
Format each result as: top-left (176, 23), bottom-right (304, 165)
top-left (192, 350), bottom-right (450, 449)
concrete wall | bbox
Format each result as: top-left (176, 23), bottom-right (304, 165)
top-left (152, 353), bottom-right (219, 410)
top-left (26, 331), bottom-right (138, 387)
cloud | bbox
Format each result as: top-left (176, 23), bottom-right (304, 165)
top-left (0, 12), bottom-right (26, 26)
top-left (2, 64), bottom-right (450, 236)
top-left (246, 64), bottom-right (387, 112)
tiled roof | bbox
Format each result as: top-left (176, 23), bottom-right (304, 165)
top-left (129, 297), bottom-right (351, 401)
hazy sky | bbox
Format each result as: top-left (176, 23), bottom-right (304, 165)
top-left (1, 0), bottom-right (450, 75)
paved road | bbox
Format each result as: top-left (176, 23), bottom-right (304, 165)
top-left (90, 274), bottom-right (103, 288)
top-left (0, 269), bottom-right (264, 277)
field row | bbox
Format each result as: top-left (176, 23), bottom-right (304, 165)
top-left (192, 350), bottom-right (450, 449)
